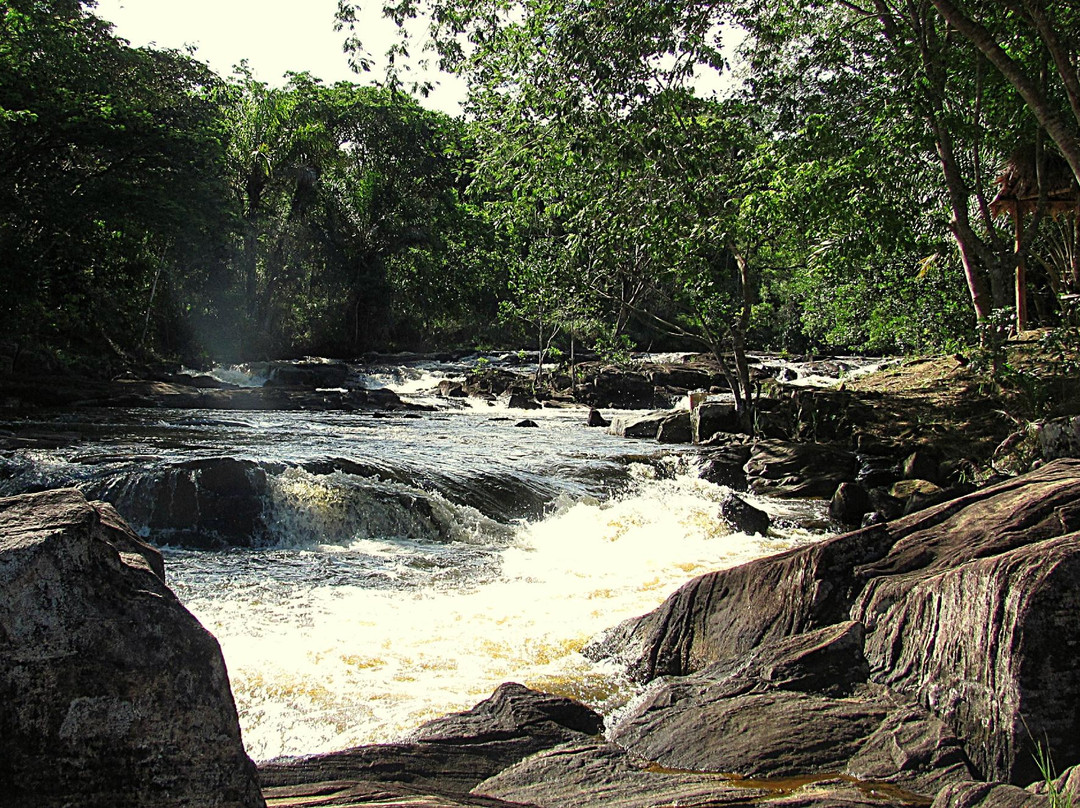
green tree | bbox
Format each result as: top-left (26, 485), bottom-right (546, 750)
top-left (0, 0), bottom-right (234, 368)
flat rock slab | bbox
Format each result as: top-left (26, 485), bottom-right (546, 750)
top-left (262, 779), bottom-right (522, 807)
top-left (472, 742), bottom-right (920, 807)
top-left (260, 683), bottom-right (604, 797)
top-left (746, 440), bottom-right (857, 498)
top-left (473, 742), bottom-right (772, 807)
top-left (610, 622), bottom-right (972, 797)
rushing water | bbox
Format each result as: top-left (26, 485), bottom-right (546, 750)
top-left (0, 356), bottom-right (836, 762)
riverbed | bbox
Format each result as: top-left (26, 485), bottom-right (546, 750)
top-left (0, 357), bottom-right (835, 761)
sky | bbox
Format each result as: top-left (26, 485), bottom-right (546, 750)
top-left (92, 0), bottom-right (467, 115)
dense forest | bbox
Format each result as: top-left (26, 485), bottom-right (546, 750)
top-left (2, 0), bottom-right (1078, 386)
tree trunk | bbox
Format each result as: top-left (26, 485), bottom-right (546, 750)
top-left (1014, 204), bottom-right (1028, 332)
top-left (930, 0), bottom-right (1080, 186)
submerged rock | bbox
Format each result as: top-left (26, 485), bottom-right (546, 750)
top-left (720, 493), bottom-right (770, 536)
top-left (86, 457), bottom-right (270, 548)
top-left (0, 488), bottom-right (263, 808)
top-left (587, 408), bottom-right (611, 427)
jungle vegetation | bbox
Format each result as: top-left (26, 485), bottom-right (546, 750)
top-left (2, 0), bottom-right (1078, 398)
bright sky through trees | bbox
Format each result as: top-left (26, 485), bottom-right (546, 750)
top-left (92, 0), bottom-right (466, 114)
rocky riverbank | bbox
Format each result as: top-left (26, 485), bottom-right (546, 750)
top-left (4, 459), bottom-right (1080, 806)
top-left (3, 346), bottom-right (1080, 806)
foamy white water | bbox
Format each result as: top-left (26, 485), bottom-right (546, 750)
top-left (171, 471), bottom-right (823, 761)
top-left (0, 354), bottom-right (852, 764)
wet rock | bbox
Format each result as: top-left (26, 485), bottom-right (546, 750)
top-left (260, 683), bottom-right (603, 798)
top-left (462, 368), bottom-right (520, 398)
top-left (262, 781), bottom-right (518, 807)
top-left (587, 409), bottom-right (611, 428)
top-left (656, 412), bottom-right (692, 443)
top-left (720, 493), bottom-right (770, 536)
top-left (587, 460), bottom-right (1080, 703)
top-left (608, 622), bottom-right (971, 797)
top-left (830, 481), bottom-right (872, 526)
top-left (265, 361), bottom-right (349, 389)
top-left (438, 380), bottom-right (468, 398)
top-left (746, 440), bottom-right (857, 498)
top-left (697, 440), bottom-right (751, 489)
top-left (0, 489), bottom-right (263, 808)
top-left (609, 411), bottom-right (668, 439)
top-left (500, 389), bottom-right (541, 410)
top-left (514, 419), bottom-right (539, 428)
top-left (87, 457), bottom-right (269, 548)
top-left (692, 401), bottom-right (743, 442)
top-left (855, 454), bottom-right (901, 488)
top-left (613, 681), bottom-right (969, 795)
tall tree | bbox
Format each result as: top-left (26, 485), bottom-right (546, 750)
top-left (0, 0), bottom-right (233, 367)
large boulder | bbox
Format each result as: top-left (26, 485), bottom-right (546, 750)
top-left (265, 360), bottom-right (349, 389)
top-left (746, 439), bottom-right (858, 498)
top-left (692, 401), bottom-right (743, 443)
top-left (852, 529), bottom-right (1080, 783)
top-left (609, 411), bottom-right (669, 439)
top-left (587, 459), bottom-right (1080, 786)
top-left (88, 457), bottom-right (270, 548)
top-left (0, 488), bottom-right (263, 808)
top-left (656, 411), bottom-right (692, 443)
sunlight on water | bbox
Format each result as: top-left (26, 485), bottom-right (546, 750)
top-left (178, 472), bottom-right (823, 762)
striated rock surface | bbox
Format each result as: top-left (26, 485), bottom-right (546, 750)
top-left (746, 439), bottom-right (857, 498)
top-left (931, 781), bottom-right (1052, 807)
top-left (472, 742), bottom-right (772, 808)
top-left (0, 488), bottom-right (264, 808)
top-left (259, 683), bottom-right (604, 797)
top-left (588, 459), bottom-right (1080, 787)
top-left (853, 531), bottom-right (1080, 784)
top-left (609, 622), bottom-right (973, 797)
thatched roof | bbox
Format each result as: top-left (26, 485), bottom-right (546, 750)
top-left (990, 144), bottom-right (1080, 218)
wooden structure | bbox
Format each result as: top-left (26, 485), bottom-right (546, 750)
top-left (990, 145), bottom-right (1080, 331)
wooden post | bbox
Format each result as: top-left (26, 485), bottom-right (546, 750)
top-left (1014, 200), bottom-right (1028, 333)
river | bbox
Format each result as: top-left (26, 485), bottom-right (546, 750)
top-left (0, 355), bottom-right (843, 762)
